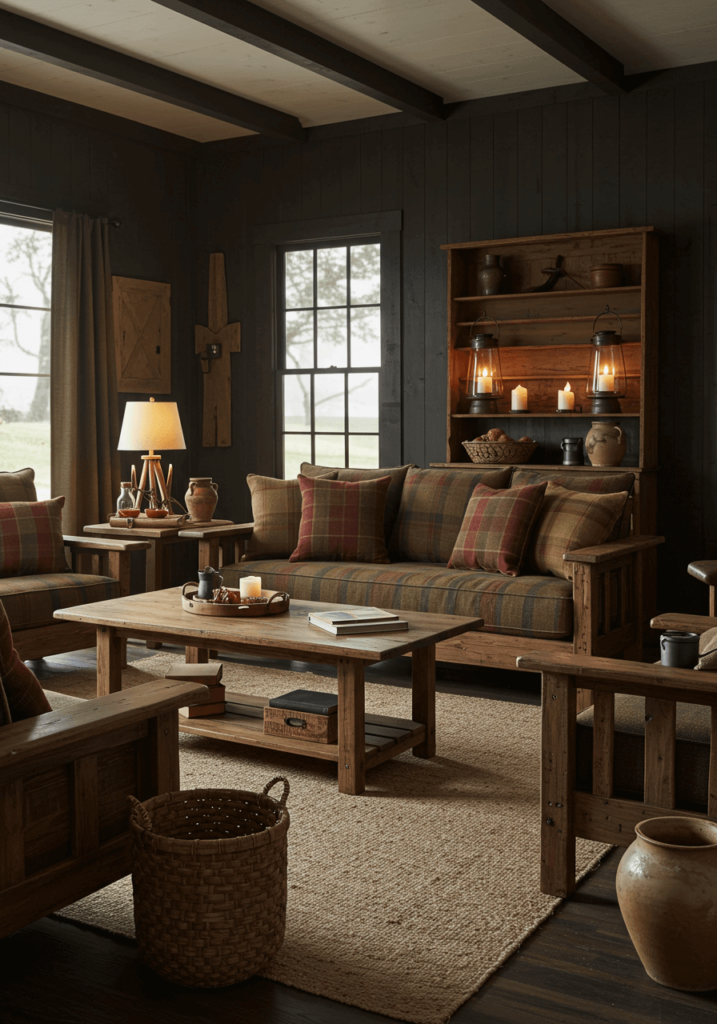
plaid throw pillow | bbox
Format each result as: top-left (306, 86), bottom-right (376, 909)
top-left (448, 482), bottom-right (547, 576)
top-left (511, 469), bottom-right (634, 540)
top-left (243, 473), bottom-right (338, 561)
top-left (0, 498), bottom-right (67, 578)
top-left (290, 475), bottom-right (391, 563)
top-left (0, 599), bottom-right (51, 723)
top-left (529, 482), bottom-right (628, 580)
top-left (0, 467), bottom-right (37, 502)
top-left (390, 467), bottom-right (512, 564)
top-left (300, 463), bottom-right (414, 540)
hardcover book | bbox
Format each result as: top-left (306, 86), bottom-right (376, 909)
top-left (309, 606), bottom-right (399, 626)
top-left (308, 614), bottom-right (408, 636)
top-left (269, 689), bottom-right (339, 716)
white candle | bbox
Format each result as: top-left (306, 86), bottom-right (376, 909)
top-left (511, 384), bottom-right (528, 411)
top-left (558, 381), bottom-right (575, 411)
top-left (240, 576), bottom-right (262, 599)
top-left (598, 364), bottom-right (615, 391)
top-left (475, 368), bottom-right (493, 394)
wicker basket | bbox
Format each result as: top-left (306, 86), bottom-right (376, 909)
top-left (462, 439), bottom-right (538, 465)
top-left (128, 778), bottom-right (290, 987)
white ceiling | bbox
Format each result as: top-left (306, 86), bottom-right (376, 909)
top-left (0, 0), bottom-right (714, 142)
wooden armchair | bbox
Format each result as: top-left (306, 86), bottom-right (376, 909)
top-left (518, 629), bottom-right (717, 898)
top-left (0, 677), bottom-right (208, 939)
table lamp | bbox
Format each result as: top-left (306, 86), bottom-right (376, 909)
top-left (118, 397), bottom-right (186, 510)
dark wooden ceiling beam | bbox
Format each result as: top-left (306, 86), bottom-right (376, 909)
top-left (470, 0), bottom-right (627, 95)
top-left (150, 0), bottom-right (445, 122)
top-left (0, 8), bottom-right (306, 142)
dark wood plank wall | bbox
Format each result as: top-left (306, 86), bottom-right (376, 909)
top-left (198, 81), bottom-right (717, 614)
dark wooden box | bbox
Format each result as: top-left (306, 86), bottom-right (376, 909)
top-left (263, 706), bottom-right (338, 744)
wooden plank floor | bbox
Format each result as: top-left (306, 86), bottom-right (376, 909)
top-left (4, 643), bottom-right (714, 1023)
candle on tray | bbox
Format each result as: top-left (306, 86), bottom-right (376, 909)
top-left (240, 576), bottom-right (262, 599)
top-left (474, 368), bottom-right (493, 394)
top-left (598, 364), bottom-right (615, 391)
top-left (511, 384), bottom-right (528, 411)
top-left (558, 382), bottom-right (575, 411)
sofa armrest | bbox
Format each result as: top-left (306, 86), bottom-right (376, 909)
top-left (563, 535), bottom-right (664, 565)
top-left (180, 523), bottom-right (255, 566)
top-left (63, 535), bottom-right (151, 553)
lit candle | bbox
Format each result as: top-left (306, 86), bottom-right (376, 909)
top-left (558, 381), bottom-right (575, 411)
top-left (240, 576), bottom-right (262, 599)
top-left (597, 364), bottom-right (615, 392)
top-left (475, 367), bottom-right (493, 394)
top-left (511, 384), bottom-right (528, 411)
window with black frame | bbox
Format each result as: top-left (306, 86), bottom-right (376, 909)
top-left (279, 239), bottom-right (381, 478)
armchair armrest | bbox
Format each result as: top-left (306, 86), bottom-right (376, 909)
top-left (63, 535), bottom-right (150, 595)
top-left (651, 612), bottom-right (717, 635)
top-left (180, 522), bottom-right (255, 568)
top-left (563, 535), bottom-right (664, 565)
top-left (63, 535), bottom-right (151, 553)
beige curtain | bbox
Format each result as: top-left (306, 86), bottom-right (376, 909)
top-left (51, 211), bottom-right (120, 535)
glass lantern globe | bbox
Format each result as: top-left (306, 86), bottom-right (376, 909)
top-left (586, 306), bottom-right (627, 414)
top-left (463, 315), bottom-right (503, 414)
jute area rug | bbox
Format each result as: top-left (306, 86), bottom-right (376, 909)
top-left (51, 654), bottom-right (607, 1024)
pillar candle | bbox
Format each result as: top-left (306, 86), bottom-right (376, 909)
top-left (474, 369), bottom-right (493, 394)
top-left (511, 384), bottom-right (528, 411)
top-left (558, 382), bottom-right (575, 411)
top-left (240, 576), bottom-right (262, 599)
top-left (597, 365), bottom-right (615, 391)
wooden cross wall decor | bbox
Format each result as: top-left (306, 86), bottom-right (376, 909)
top-left (195, 253), bottom-right (241, 447)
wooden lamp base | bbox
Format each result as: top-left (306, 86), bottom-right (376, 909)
top-left (132, 453), bottom-right (173, 510)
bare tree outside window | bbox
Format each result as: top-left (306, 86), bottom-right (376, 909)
top-left (281, 240), bottom-right (380, 477)
top-left (0, 222), bottom-right (52, 497)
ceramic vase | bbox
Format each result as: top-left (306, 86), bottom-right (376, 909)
top-left (616, 816), bottom-right (717, 991)
top-left (185, 477), bottom-right (219, 522)
top-left (585, 419), bottom-right (626, 466)
top-left (477, 254), bottom-right (503, 295)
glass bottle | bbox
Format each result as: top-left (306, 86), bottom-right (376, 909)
top-left (116, 482), bottom-right (134, 512)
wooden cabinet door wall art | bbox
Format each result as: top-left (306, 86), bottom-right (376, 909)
top-left (113, 276), bottom-right (171, 394)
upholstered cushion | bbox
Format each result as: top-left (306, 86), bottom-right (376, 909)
top-left (529, 482), bottom-right (627, 580)
top-left (222, 559), bottom-right (574, 640)
top-left (0, 599), bottom-right (51, 723)
top-left (242, 472), bottom-right (338, 561)
top-left (0, 573), bottom-right (120, 631)
top-left (389, 467), bottom-right (513, 564)
top-left (696, 628), bottom-right (717, 670)
top-left (448, 482), bottom-right (547, 576)
top-left (0, 498), bottom-right (67, 577)
top-left (511, 468), bottom-right (635, 539)
top-left (290, 475), bottom-right (391, 564)
top-left (300, 463), bottom-right (414, 540)
top-left (0, 467), bottom-right (38, 503)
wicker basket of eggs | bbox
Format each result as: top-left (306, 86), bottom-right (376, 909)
top-left (462, 427), bottom-right (538, 465)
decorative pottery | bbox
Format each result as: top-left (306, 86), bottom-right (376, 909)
top-left (145, 508), bottom-right (168, 519)
top-left (585, 419), bottom-right (626, 466)
top-left (659, 630), bottom-right (700, 668)
top-left (616, 816), bottom-right (717, 991)
top-left (477, 254), bottom-right (504, 296)
top-left (185, 477), bottom-right (218, 521)
top-left (197, 566), bottom-right (223, 601)
top-left (590, 262), bottom-right (623, 288)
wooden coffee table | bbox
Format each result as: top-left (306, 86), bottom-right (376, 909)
top-left (54, 589), bottom-right (483, 795)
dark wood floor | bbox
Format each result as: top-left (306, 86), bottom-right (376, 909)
top-left (4, 645), bottom-right (715, 1024)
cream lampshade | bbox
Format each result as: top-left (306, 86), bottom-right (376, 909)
top-left (118, 397), bottom-right (186, 510)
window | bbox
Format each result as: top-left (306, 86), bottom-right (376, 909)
top-left (280, 240), bottom-right (381, 477)
top-left (0, 209), bottom-right (53, 498)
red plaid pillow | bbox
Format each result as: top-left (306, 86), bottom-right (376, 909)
top-left (0, 497), bottom-right (67, 577)
top-left (290, 475), bottom-right (391, 563)
top-left (448, 482), bottom-right (547, 576)
top-left (0, 599), bottom-right (51, 723)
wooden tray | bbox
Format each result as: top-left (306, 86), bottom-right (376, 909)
top-left (108, 514), bottom-right (188, 528)
top-left (181, 584), bottom-right (290, 617)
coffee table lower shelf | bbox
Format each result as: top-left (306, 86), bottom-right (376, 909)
top-left (178, 691), bottom-right (426, 771)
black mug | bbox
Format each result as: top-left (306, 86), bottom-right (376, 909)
top-left (660, 631), bottom-right (700, 669)
top-left (561, 437), bottom-right (583, 466)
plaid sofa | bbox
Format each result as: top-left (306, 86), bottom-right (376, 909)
top-left (222, 465), bottom-right (640, 645)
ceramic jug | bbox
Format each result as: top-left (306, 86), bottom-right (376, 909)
top-left (561, 438), bottom-right (583, 466)
top-left (197, 566), bottom-right (222, 600)
top-left (477, 254), bottom-right (504, 295)
top-left (185, 477), bottom-right (219, 522)
top-left (585, 419), bottom-right (626, 467)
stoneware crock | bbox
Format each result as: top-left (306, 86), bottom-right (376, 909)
top-left (616, 816), bottom-right (717, 990)
top-left (185, 477), bottom-right (219, 522)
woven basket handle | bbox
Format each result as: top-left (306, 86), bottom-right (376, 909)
top-left (263, 776), bottom-right (290, 807)
top-left (128, 794), bottom-right (153, 831)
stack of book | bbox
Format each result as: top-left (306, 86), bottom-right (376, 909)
top-left (308, 606), bottom-right (408, 635)
top-left (166, 663), bottom-right (227, 718)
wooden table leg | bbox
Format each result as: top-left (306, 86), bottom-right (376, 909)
top-left (185, 646), bottom-right (209, 664)
top-left (540, 672), bottom-right (576, 897)
top-left (338, 658), bottom-right (365, 795)
top-left (145, 540), bottom-right (164, 650)
top-left (412, 644), bottom-right (436, 758)
top-left (96, 626), bottom-right (123, 697)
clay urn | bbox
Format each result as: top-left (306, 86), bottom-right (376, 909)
top-left (185, 477), bottom-right (219, 522)
top-left (585, 419), bottom-right (626, 467)
top-left (616, 816), bottom-right (717, 991)
top-left (477, 254), bottom-right (504, 295)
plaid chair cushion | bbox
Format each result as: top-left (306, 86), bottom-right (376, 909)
top-left (511, 469), bottom-right (634, 539)
top-left (0, 467), bottom-right (38, 502)
top-left (300, 463), bottom-right (414, 540)
top-left (528, 482), bottom-right (628, 580)
top-left (221, 559), bottom-right (574, 640)
top-left (0, 599), bottom-right (51, 723)
top-left (243, 472), bottom-right (337, 561)
top-left (0, 498), bottom-right (67, 578)
top-left (448, 481), bottom-right (547, 576)
top-left (290, 475), bottom-right (391, 563)
top-left (0, 573), bottom-right (120, 631)
top-left (389, 467), bottom-right (512, 563)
